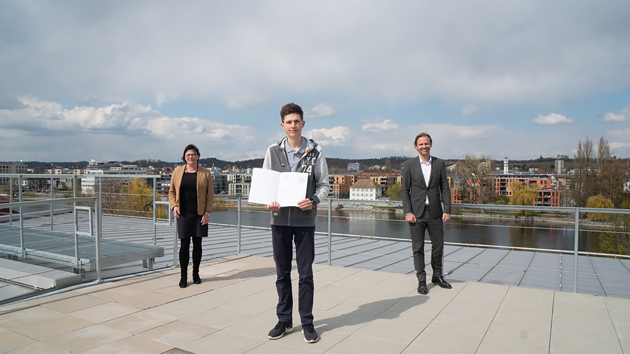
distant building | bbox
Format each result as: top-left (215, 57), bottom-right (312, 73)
top-left (349, 179), bottom-right (382, 201)
top-left (555, 157), bottom-right (565, 175)
top-left (328, 174), bottom-right (354, 199)
top-left (348, 162), bottom-right (362, 172)
top-left (0, 161), bottom-right (28, 186)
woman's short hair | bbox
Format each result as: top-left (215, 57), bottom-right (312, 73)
top-left (181, 144), bottom-right (200, 162)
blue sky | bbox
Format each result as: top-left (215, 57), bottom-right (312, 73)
top-left (1, 0), bottom-right (629, 162)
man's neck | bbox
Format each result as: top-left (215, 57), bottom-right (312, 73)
top-left (419, 153), bottom-right (430, 163)
top-left (286, 135), bottom-right (303, 151)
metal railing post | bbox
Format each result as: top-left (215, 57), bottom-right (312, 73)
top-left (237, 195), bottom-right (242, 254)
top-left (50, 176), bottom-right (54, 231)
top-left (9, 177), bottom-right (13, 226)
top-left (19, 175), bottom-right (24, 257)
top-left (152, 177), bottom-right (157, 246)
top-left (328, 198), bottom-right (332, 265)
top-left (573, 208), bottom-right (579, 293)
top-left (96, 176), bottom-right (102, 282)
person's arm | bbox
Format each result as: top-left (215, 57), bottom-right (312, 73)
top-left (310, 149), bottom-right (329, 206)
top-left (401, 162), bottom-right (416, 222)
top-left (262, 146), bottom-right (281, 211)
top-left (169, 167), bottom-right (180, 218)
top-left (440, 160), bottom-right (451, 221)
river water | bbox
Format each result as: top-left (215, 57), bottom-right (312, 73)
top-left (209, 208), bottom-right (605, 253)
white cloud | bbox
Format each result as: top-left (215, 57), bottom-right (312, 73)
top-left (156, 93), bottom-right (179, 107)
top-left (361, 117), bottom-right (399, 132)
top-left (610, 142), bottom-right (630, 149)
top-left (462, 104), bottom-right (482, 116)
top-left (225, 92), bottom-right (267, 111)
top-left (305, 103), bottom-right (337, 118)
top-left (303, 126), bottom-right (351, 146)
top-left (609, 127), bottom-right (630, 136)
top-left (532, 113), bottom-right (575, 125)
top-left (0, 98), bottom-right (256, 160)
top-left (601, 106), bottom-right (630, 122)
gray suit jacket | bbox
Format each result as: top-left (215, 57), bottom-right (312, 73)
top-left (401, 156), bottom-right (451, 218)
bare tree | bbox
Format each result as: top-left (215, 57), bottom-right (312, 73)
top-left (570, 137), bottom-right (597, 207)
top-left (455, 154), bottom-right (496, 204)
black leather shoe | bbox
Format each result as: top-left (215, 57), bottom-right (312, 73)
top-left (179, 276), bottom-right (187, 288)
top-left (193, 273), bottom-right (201, 285)
top-left (432, 276), bottom-right (452, 289)
top-left (417, 281), bottom-right (428, 294)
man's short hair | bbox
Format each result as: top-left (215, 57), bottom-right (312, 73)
top-left (414, 132), bottom-right (432, 145)
top-left (280, 103), bottom-right (304, 122)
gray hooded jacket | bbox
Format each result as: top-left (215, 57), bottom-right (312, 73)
top-left (262, 137), bottom-right (329, 227)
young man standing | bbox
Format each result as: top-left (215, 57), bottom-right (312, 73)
top-left (263, 103), bottom-right (329, 343)
top-left (401, 132), bottom-right (452, 295)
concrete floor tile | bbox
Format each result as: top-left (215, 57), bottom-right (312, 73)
top-left (312, 283), bottom-right (365, 311)
top-left (327, 294), bottom-right (401, 318)
top-left (40, 294), bottom-right (109, 313)
top-left (81, 334), bottom-right (173, 354)
top-left (71, 302), bottom-right (140, 323)
top-left (222, 312), bottom-right (277, 340)
top-left (451, 281), bottom-right (508, 306)
top-left (620, 339), bottom-right (630, 354)
top-left (138, 319), bottom-right (219, 347)
top-left (0, 328), bottom-right (35, 353)
top-left (380, 298), bottom-right (442, 327)
top-left (352, 318), bottom-right (423, 345)
top-left (182, 330), bottom-right (267, 354)
top-left (494, 305), bottom-right (552, 327)
top-left (484, 321), bottom-right (551, 347)
top-left (429, 316), bottom-right (493, 338)
top-left (149, 298), bottom-right (212, 319)
top-left (605, 296), bottom-right (630, 326)
top-left (504, 285), bottom-right (554, 300)
top-left (550, 328), bottom-right (623, 354)
top-left (87, 284), bottom-right (148, 301)
top-left (476, 336), bottom-right (548, 354)
top-left (245, 340), bottom-right (321, 354)
top-left (186, 306), bottom-right (252, 330)
top-left (0, 306), bottom-right (94, 341)
top-left (45, 324), bottom-right (131, 353)
top-left (553, 292), bottom-right (610, 321)
top-left (114, 291), bottom-right (178, 309)
top-left (102, 309), bottom-right (177, 333)
top-left (334, 269), bottom-right (393, 289)
top-left (409, 326), bottom-right (483, 354)
top-left (220, 287), bottom-right (277, 315)
top-left (613, 321), bottom-right (630, 341)
top-left (326, 333), bottom-right (408, 354)
top-left (312, 266), bottom-right (362, 287)
top-left (155, 281), bottom-right (213, 298)
top-left (3, 341), bottom-right (70, 354)
top-left (436, 301), bottom-right (499, 324)
top-left (552, 313), bottom-right (617, 339)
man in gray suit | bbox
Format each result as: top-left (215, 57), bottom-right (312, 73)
top-left (402, 132), bottom-right (452, 294)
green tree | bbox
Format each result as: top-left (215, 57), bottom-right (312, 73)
top-left (586, 195), bottom-right (614, 222)
top-left (386, 183), bottom-right (402, 201)
top-left (123, 178), bottom-right (164, 218)
top-left (570, 137), bottom-right (597, 207)
top-left (600, 201), bottom-right (630, 255)
top-left (509, 181), bottom-right (538, 216)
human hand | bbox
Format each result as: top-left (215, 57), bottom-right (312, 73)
top-left (405, 213), bottom-right (416, 223)
top-left (173, 207), bottom-right (180, 219)
top-left (297, 198), bottom-right (313, 211)
top-left (201, 213), bottom-right (209, 225)
top-left (267, 201), bottom-right (281, 212)
top-left (442, 213), bottom-right (450, 222)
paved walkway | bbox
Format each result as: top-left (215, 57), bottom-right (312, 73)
top-left (1, 254), bottom-right (629, 354)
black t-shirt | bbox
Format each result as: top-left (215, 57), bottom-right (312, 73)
top-left (179, 172), bottom-right (197, 212)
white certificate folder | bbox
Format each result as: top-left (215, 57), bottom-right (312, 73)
top-left (248, 168), bottom-right (308, 207)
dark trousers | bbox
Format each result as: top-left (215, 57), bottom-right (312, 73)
top-left (271, 225), bottom-right (315, 325)
top-left (408, 205), bottom-right (444, 282)
top-left (180, 236), bottom-right (202, 276)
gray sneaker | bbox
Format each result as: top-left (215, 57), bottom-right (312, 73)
top-left (302, 323), bottom-right (319, 343)
top-left (268, 321), bottom-right (293, 339)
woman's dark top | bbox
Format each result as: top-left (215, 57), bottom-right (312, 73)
top-left (179, 172), bottom-right (197, 212)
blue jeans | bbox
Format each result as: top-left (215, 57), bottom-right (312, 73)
top-left (271, 225), bottom-right (315, 325)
